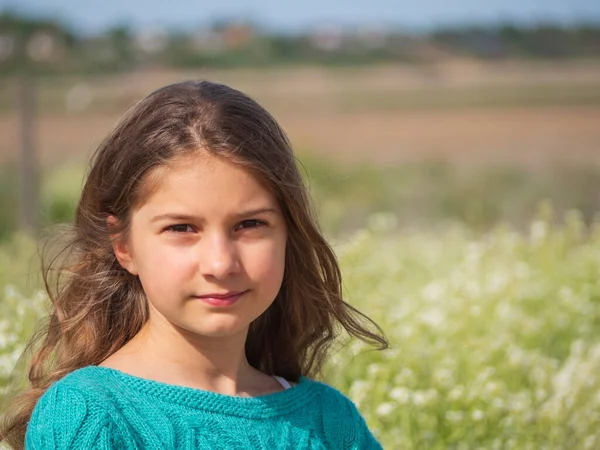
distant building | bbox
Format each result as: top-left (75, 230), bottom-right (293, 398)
top-left (190, 21), bottom-right (254, 55)
top-left (222, 22), bottom-right (254, 50)
top-left (190, 28), bottom-right (225, 54)
top-left (135, 26), bottom-right (168, 54)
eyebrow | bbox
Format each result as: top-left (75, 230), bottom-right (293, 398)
top-left (150, 207), bottom-right (279, 223)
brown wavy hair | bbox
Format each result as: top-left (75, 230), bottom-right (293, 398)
top-left (0, 80), bottom-right (388, 448)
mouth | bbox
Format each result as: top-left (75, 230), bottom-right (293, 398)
top-left (194, 290), bottom-right (247, 307)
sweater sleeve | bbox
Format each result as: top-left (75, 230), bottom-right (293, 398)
top-left (341, 397), bottom-right (382, 450)
top-left (25, 384), bottom-right (120, 450)
top-left (320, 384), bottom-right (383, 450)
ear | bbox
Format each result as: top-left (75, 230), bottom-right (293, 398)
top-left (107, 215), bottom-right (138, 276)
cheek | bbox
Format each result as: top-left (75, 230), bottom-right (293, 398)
top-left (242, 238), bottom-right (286, 288)
top-left (134, 239), bottom-right (198, 283)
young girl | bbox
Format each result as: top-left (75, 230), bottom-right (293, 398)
top-left (1, 81), bottom-right (388, 449)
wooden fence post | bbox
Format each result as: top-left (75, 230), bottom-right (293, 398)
top-left (17, 73), bottom-right (38, 233)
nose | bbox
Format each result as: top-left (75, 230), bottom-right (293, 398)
top-left (199, 232), bottom-right (240, 280)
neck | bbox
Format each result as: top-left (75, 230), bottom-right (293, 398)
top-left (105, 315), bottom-right (265, 396)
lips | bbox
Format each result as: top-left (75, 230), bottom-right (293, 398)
top-left (195, 290), bottom-right (246, 307)
top-left (197, 291), bottom-right (243, 299)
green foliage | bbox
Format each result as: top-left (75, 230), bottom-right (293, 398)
top-left (431, 22), bottom-right (600, 59)
top-left (323, 211), bottom-right (600, 448)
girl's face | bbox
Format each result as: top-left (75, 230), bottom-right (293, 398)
top-left (114, 154), bottom-right (287, 340)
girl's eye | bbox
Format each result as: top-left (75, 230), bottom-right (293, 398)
top-left (236, 219), bottom-right (266, 231)
top-left (166, 224), bottom-right (195, 234)
top-left (164, 221), bottom-right (266, 234)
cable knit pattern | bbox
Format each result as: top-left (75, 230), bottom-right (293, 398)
top-left (25, 366), bottom-right (382, 449)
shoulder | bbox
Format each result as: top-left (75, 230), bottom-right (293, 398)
top-left (305, 379), bottom-right (382, 449)
top-left (306, 378), bottom-right (363, 417)
top-left (25, 367), bottom-right (122, 449)
top-left (32, 366), bottom-right (119, 410)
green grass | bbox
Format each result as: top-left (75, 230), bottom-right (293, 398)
top-left (0, 163), bottom-right (84, 240)
top-left (336, 83), bottom-right (600, 111)
top-left (2, 157), bottom-right (600, 240)
top-left (300, 154), bottom-right (600, 235)
top-left (2, 71), bottom-right (600, 114)
top-left (0, 165), bottom-right (18, 241)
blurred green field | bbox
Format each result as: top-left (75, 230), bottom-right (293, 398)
top-left (2, 209), bottom-right (600, 448)
top-left (338, 82), bottom-right (600, 111)
top-left (2, 155), bottom-right (600, 240)
top-left (2, 74), bottom-right (600, 114)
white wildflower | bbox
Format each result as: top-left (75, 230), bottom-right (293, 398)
top-left (433, 368), bottom-right (454, 388)
top-left (0, 354), bottom-right (15, 377)
top-left (484, 381), bottom-right (500, 396)
top-left (445, 410), bottom-right (464, 423)
top-left (412, 389), bottom-right (438, 407)
top-left (530, 220), bottom-right (547, 244)
top-left (418, 308), bottom-right (444, 328)
top-left (584, 435), bottom-right (598, 450)
top-left (376, 402), bottom-right (396, 417)
top-left (394, 368), bottom-right (414, 385)
top-left (367, 363), bottom-right (383, 378)
top-left (389, 387), bottom-right (411, 405)
top-left (471, 409), bottom-right (485, 421)
top-left (4, 284), bottom-right (19, 299)
top-left (492, 397), bottom-right (505, 409)
top-left (422, 282), bottom-right (445, 302)
top-left (448, 386), bottom-right (464, 401)
top-left (487, 271), bottom-right (508, 294)
top-left (349, 380), bottom-right (370, 407)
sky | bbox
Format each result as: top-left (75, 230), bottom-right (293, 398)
top-left (2, 0), bottom-right (600, 34)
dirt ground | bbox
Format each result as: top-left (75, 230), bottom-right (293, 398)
top-left (1, 62), bottom-right (599, 168)
top-left (1, 106), bottom-right (598, 168)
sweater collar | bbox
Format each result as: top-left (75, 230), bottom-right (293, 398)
top-left (78, 366), bottom-right (321, 419)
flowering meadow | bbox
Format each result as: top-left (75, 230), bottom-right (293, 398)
top-left (2, 208), bottom-right (600, 448)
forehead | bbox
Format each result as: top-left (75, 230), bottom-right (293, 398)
top-left (136, 154), bottom-right (279, 214)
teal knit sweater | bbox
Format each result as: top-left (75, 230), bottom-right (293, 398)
top-left (25, 367), bottom-right (382, 449)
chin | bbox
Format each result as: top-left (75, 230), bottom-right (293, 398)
top-left (187, 321), bottom-right (249, 339)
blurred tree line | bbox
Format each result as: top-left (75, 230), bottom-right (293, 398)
top-left (0, 10), bottom-right (600, 74)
